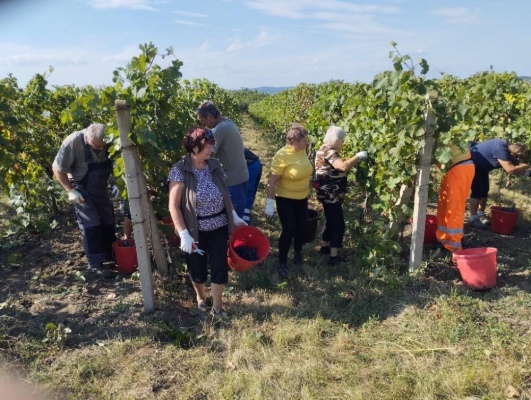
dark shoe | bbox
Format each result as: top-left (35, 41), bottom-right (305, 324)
top-left (88, 264), bottom-right (117, 279)
top-left (470, 218), bottom-right (489, 230)
top-left (293, 252), bottom-right (303, 265)
top-left (319, 246), bottom-right (330, 255)
top-left (328, 256), bottom-right (346, 266)
top-left (277, 264), bottom-right (288, 280)
top-left (479, 215), bottom-right (491, 226)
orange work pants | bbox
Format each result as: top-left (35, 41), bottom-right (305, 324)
top-left (436, 161), bottom-right (475, 252)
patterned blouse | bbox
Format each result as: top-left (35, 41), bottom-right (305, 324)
top-left (168, 165), bottom-right (228, 231)
top-left (315, 145), bottom-right (348, 204)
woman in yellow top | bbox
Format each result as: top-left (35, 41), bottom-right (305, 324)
top-left (265, 124), bottom-right (313, 279)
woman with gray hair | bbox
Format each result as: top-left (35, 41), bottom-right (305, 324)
top-left (314, 126), bottom-right (367, 266)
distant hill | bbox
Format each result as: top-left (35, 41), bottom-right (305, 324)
top-left (519, 76), bottom-right (531, 81)
top-left (253, 86), bottom-right (292, 94)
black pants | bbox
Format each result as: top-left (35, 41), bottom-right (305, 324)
top-left (321, 201), bottom-right (345, 248)
top-left (185, 225), bottom-right (229, 285)
top-left (275, 196), bottom-right (308, 264)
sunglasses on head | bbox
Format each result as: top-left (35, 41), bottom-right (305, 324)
top-left (204, 129), bottom-right (213, 139)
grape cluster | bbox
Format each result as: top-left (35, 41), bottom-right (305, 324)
top-left (234, 246), bottom-right (259, 261)
top-left (120, 240), bottom-right (135, 248)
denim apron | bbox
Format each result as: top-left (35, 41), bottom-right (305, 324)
top-left (73, 138), bottom-right (116, 268)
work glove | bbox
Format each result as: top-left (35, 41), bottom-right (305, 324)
top-left (355, 151), bottom-right (368, 161)
top-left (232, 210), bottom-right (247, 227)
top-left (178, 229), bottom-right (195, 254)
top-left (265, 198), bottom-right (275, 218)
top-left (525, 169), bottom-right (531, 178)
top-left (68, 189), bottom-right (85, 204)
top-left (111, 185), bottom-right (120, 199)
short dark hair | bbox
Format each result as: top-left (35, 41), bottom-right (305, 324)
top-left (182, 126), bottom-right (215, 154)
top-left (196, 100), bottom-right (220, 119)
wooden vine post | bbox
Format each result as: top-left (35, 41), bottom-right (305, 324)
top-left (115, 100), bottom-right (155, 312)
top-left (409, 96), bottom-right (436, 272)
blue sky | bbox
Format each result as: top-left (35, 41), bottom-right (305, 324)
top-left (0, 0), bottom-right (528, 90)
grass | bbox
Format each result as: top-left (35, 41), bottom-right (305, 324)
top-left (0, 116), bottom-right (530, 399)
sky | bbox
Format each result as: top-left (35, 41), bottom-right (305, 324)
top-left (0, 0), bottom-right (529, 90)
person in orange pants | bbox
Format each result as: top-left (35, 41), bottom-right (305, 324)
top-left (436, 144), bottom-right (475, 253)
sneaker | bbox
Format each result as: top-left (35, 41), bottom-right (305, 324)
top-left (328, 256), bottom-right (346, 266)
top-left (470, 218), bottom-right (489, 230)
top-left (88, 264), bottom-right (117, 279)
top-left (319, 246), bottom-right (331, 255)
top-left (293, 252), bottom-right (303, 265)
top-left (479, 215), bottom-right (492, 226)
top-left (277, 264), bottom-right (289, 280)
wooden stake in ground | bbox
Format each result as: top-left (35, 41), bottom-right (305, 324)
top-left (409, 105), bottom-right (436, 272)
top-left (115, 100), bottom-right (155, 312)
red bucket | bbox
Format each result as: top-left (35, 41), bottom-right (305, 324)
top-left (227, 226), bottom-right (270, 272)
top-left (159, 217), bottom-right (180, 246)
top-left (452, 247), bottom-right (497, 290)
top-left (112, 239), bottom-right (138, 274)
top-left (410, 214), bottom-right (438, 244)
top-left (490, 206), bottom-right (519, 235)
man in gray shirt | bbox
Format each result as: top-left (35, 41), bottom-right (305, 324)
top-left (196, 101), bottom-right (249, 218)
top-left (52, 123), bottom-right (117, 277)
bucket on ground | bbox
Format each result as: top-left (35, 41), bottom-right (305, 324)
top-left (158, 217), bottom-right (180, 247)
top-left (409, 214), bottom-right (438, 244)
top-left (227, 226), bottom-right (270, 272)
top-left (452, 247), bottom-right (497, 290)
top-left (112, 239), bottom-right (138, 274)
top-left (302, 208), bottom-right (320, 244)
top-left (490, 206), bottom-right (519, 235)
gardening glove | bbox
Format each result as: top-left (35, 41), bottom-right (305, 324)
top-left (232, 210), bottom-right (247, 227)
top-left (265, 198), bottom-right (275, 218)
top-left (178, 229), bottom-right (195, 254)
top-left (68, 189), bottom-right (85, 204)
top-left (355, 151), bottom-right (368, 161)
top-left (111, 185), bottom-right (120, 199)
top-left (525, 169), bottom-right (531, 178)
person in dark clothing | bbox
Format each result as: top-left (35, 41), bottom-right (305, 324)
top-left (469, 139), bottom-right (529, 229)
top-left (53, 123), bottom-right (117, 277)
top-left (243, 148), bottom-right (263, 224)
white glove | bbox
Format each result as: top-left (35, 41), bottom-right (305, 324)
top-left (265, 198), bottom-right (275, 217)
top-left (355, 151), bottom-right (368, 161)
top-left (178, 229), bottom-right (195, 254)
top-left (68, 189), bottom-right (85, 204)
top-left (111, 185), bottom-right (120, 199)
top-left (525, 169), bottom-right (531, 178)
top-left (232, 210), bottom-right (247, 227)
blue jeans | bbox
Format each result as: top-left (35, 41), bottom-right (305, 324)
top-left (244, 159), bottom-right (263, 223)
top-left (228, 181), bottom-right (248, 219)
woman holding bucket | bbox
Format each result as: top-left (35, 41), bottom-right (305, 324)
top-left (168, 126), bottom-right (247, 317)
top-left (314, 126), bottom-right (367, 265)
top-left (265, 124), bottom-right (313, 280)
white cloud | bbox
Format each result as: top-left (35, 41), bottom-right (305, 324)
top-left (175, 19), bottom-right (205, 27)
top-left (226, 31), bottom-right (276, 52)
top-left (86, 0), bottom-right (161, 11)
top-left (173, 10), bottom-right (208, 18)
top-left (430, 7), bottom-right (479, 24)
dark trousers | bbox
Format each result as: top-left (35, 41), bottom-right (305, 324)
top-left (275, 196), bottom-right (308, 264)
top-left (185, 225), bottom-right (229, 285)
top-left (321, 201), bottom-right (345, 248)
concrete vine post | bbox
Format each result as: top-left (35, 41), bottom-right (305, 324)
top-left (115, 100), bottom-right (155, 312)
top-left (409, 97), bottom-right (436, 272)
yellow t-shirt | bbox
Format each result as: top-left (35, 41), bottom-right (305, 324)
top-left (270, 144), bottom-right (313, 199)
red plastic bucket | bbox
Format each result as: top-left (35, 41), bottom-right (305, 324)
top-left (490, 206), bottom-right (519, 235)
top-left (452, 247), bottom-right (497, 290)
top-left (410, 214), bottom-right (438, 244)
top-left (159, 217), bottom-right (180, 246)
top-left (112, 239), bottom-right (138, 274)
top-left (227, 226), bottom-right (270, 272)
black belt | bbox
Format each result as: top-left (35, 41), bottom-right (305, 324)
top-left (448, 158), bottom-right (473, 170)
top-left (197, 209), bottom-right (226, 220)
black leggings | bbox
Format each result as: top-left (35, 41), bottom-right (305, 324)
top-left (321, 201), bottom-right (345, 248)
top-left (186, 225), bottom-right (229, 285)
top-left (275, 196), bottom-right (308, 264)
